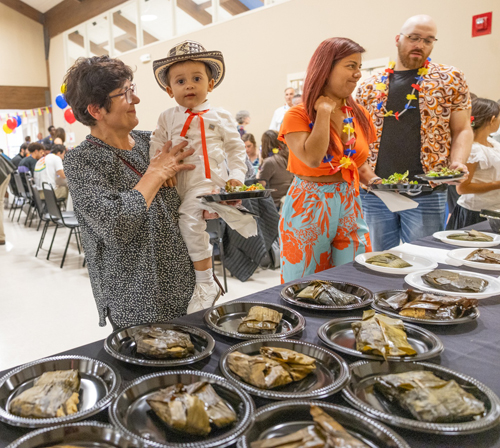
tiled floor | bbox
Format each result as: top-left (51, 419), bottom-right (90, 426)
top-left (0, 204), bottom-right (281, 371)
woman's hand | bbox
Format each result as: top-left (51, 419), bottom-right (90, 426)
top-left (149, 140), bottom-right (196, 184)
top-left (314, 96), bottom-right (336, 115)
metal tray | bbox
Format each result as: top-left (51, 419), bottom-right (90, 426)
top-left (198, 189), bottom-right (274, 203)
top-left (7, 421), bottom-right (138, 448)
top-left (238, 400), bottom-right (410, 448)
top-left (342, 360), bottom-right (500, 435)
top-left (204, 301), bottom-right (306, 340)
top-left (219, 339), bottom-right (349, 400)
top-left (317, 317), bottom-right (444, 361)
top-left (109, 370), bottom-right (254, 448)
top-left (104, 323), bottom-right (215, 367)
top-left (0, 356), bottom-right (121, 428)
top-left (416, 172), bottom-right (465, 181)
top-left (372, 290), bottom-right (480, 326)
top-left (280, 280), bottom-right (373, 311)
top-left (371, 183), bottom-right (432, 193)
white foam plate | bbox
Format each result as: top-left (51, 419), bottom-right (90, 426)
top-left (447, 248), bottom-right (500, 271)
top-left (433, 230), bottom-right (500, 248)
top-left (355, 250), bottom-right (437, 275)
top-left (404, 269), bottom-right (500, 299)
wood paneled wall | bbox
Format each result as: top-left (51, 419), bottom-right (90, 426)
top-left (0, 86), bottom-right (49, 109)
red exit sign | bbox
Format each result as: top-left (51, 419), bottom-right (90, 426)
top-left (472, 12), bottom-right (492, 37)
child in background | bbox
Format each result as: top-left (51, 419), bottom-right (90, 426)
top-left (150, 41), bottom-right (247, 313)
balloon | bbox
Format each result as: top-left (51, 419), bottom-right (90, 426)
top-left (60, 83), bottom-right (67, 94)
top-left (15, 116), bottom-right (22, 127)
top-left (6, 118), bottom-right (17, 130)
top-left (3, 123), bottom-right (13, 134)
top-left (55, 94), bottom-right (68, 109)
top-left (64, 108), bottom-right (76, 124)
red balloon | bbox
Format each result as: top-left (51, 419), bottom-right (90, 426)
top-left (6, 118), bottom-right (17, 130)
top-left (64, 108), bottom-right (76, 124)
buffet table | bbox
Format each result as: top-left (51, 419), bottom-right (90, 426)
top-left (2, 221), bottom-right (500, 447)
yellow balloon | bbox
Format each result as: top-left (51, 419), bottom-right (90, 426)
top-left (2, 123), bottom-right (13, 134)
top-left (61, 83), bottom-right (67, 94)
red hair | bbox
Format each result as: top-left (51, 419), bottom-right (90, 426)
top-left (303, 37), bottom-right (374, 156)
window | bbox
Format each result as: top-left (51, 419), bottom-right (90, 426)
top-left (87, 15), bottom-right (110, 56)
top-left (112, 5), bottom-right (139, 55)
top-left (140, 0), bottom-right (174, 43)
top-left (67, 24), bottom-right (87, 66)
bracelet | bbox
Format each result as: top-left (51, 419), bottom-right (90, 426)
top-left (368, 177), bottom-right (382, 186)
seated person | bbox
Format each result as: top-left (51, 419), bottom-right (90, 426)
top-left (34, 145), bottom-right (68, 199)
top-left (19, 143), bottom-right (45, 175)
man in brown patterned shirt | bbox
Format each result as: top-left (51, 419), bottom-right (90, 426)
top-left (357, 14), bottom-right (473, 250)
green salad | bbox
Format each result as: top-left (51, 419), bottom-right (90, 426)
top-left (225, 182), bottom-right (265, 193)
top-left (381, 171), bottom-right (418, 185)
top-left (426, 168), bottom-right (463, 177)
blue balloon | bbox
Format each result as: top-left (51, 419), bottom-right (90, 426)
top-left (55, 94), bottom-right (68, 109)
top-left (15, 116), bottom-right (22, 127)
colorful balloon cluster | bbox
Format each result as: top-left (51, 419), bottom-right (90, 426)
top-left (56, 84), bottom-right (76, 124)
top-left (2, 115), bottom-right (22, 134)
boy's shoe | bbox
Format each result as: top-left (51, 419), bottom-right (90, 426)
top-left (186, 282), bottom-right (222, 314)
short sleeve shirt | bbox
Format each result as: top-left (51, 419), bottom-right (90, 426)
top-left (34, 153), bottom-right (64, 189)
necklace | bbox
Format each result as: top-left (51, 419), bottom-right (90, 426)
top-left (375, 57), bottom-right (431, 121)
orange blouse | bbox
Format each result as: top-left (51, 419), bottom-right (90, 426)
top-left (279, 103), bottom-right (376, 192)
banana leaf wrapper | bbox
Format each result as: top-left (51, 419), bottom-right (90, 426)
top-left (9, 370), bottom-right (80, 419)
top-left (351, 310), bottom-right (416, 359)
top-left (133, 327), bottom-right (195, 359)
top-left (296, 281), bottom-right (361, 306)
top-left (375, 371), bottom-right (486, 423)
top-left (422, 269), bottom-right (488, 293)
top-left (447, 229), bottom-right (493, 242)
top-left (259, 347), bottom-right (316, 381)
top-left (366, 253), bottom-right (412, 268)
top-left (238, 306), bottom-right (283, 334)
top-left (465, 249), bottom-right (500, 264)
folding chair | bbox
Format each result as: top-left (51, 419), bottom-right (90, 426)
top-left (12, 172), bottom-right (31, 224)
top-left (8, 172), bottom-right (23, 221)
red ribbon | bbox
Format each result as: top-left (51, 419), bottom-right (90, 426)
top-left (180, 109), bottom-right (210, 179)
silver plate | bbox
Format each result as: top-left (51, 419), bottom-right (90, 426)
top-left (0, 356), bottom-right (121, 428)
top-left (104, 323), bottom-right (215, 367)
top-left (7, 421), bottom-right (138, 448)
top-left (280, 280), bottom-right (373, 311)
top-left (204, 301), bottom-right (306, 340)
top-left (109, 370), bottom-right (254, 448)
top-left (317, 317), bottom-right (444, 362)
top-left (219, 339), bottom-right (349, 400)
top-left (238, 400), bottom-right (410, 448)
top-left (342, 360), bottom-right (500, 435)
top-left (372, 290), bottom-right (480, 326)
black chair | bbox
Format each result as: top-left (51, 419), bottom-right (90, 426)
top-left (12, 172), bottom-right (32, 224)
top-left (42, 182), bottom-right (82, 268)
top-left (206, 218), bottom-right (228, 292)
top-left (8, 172), bottom-right (24, 221)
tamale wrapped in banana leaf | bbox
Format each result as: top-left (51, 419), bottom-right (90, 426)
top-left (133, 326), bottom-right (194, 358)
top-left (422, 269), bottom-right (488, 293)
top-left (147, 382), bottom-right (236, 436)
top-left (351, 310), bottom-right (416, 358)
top-left (447, 229), bottom-right (493, 242)
top-left (366, 253), bottom-right (412, 268)
top-left (9, 370), bottom-right (80, 419)
top-left (296, 280), bottom-right (361, 306)
top-left (375, 371), bottom-right (486, 423)
top-left (227, 347), bottom-right (316, 389)
top-left (238, 306), bottom-right (282, 334)
top-left (465, 249), bottom-right (500, 264)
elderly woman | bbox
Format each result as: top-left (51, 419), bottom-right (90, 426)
top-left (63, 55), bottom-right (196, 328)
top-left (236, 110), bottom-right (250, 137)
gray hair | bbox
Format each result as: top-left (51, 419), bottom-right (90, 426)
top-left (235, 110), bottom-right (250, 124)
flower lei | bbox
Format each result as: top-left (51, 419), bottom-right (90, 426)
top-left (375, 57), bottom-right (431, 121)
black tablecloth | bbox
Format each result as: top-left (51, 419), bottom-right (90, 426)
top-left (2, 222), bottom-right (500, 447)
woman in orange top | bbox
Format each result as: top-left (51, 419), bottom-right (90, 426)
top-left (279, 37), bottom-right (380, 283)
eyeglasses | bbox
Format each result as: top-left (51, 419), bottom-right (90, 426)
top-left (109, 83), bottom-right (137, 103)
top-left (400, 34), bottom-right (438, 46)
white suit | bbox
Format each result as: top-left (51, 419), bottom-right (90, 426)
top-left (150, 100), bottom-right (247, 262)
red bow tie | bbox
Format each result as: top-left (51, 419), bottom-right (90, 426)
top-left (180, 109), bottom-right (211, 179)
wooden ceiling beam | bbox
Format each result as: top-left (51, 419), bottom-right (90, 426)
top-left (177, 0), bottom-right (212, 26)
top-left (0, 0), bottom-right (43, 24)
top-left (68, 31), bottom-right (109, 57)
top-left (112, 11), bottom-right (158, 46)
top-left (220, 0), bottom-right (249, 15)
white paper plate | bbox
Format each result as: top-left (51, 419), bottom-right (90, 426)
top-left (404, 269), bottom-right (500, 299)
top-left (447, 248), bottom-right (500, 271)
top-left (355, 250), bottom-right (437, 275)
top-left (433, 230), bottom-right (500, 247)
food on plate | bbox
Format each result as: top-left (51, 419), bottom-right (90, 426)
top-left (422, 269), bottom-right (488, 293)
top-left (224, 181), bottom-right (265, 193)
top-left (381, 170), bottom-right (418, 185)
top-left (147, 381), bottom-right (237, 436)
top-left (250, 405), bottom-right (368, 448)
top-left (9, 370), bottom-right (80, 419)
top-left (446, 229), bottom-right (494, 242)
top-left (465, 249), bottom-right (500, 264)
top-left (295, 280), bottom-right (362, 306)
top-left (365, 253), bottom-right (412, 268)
top-left (426, 167), bottom-right (463, 177)
top-left (237, 306), bottom-right (283, 334)
top-left (374, 371), bottom-right (486, 423)
top-left (133, 327), bottom-right (195, 359)
top-left (351, 310), bottom-right (416, 359)
top-left (227, 347), bottom-right (316, 389)
top-left (377, 289), bottom-right (478, 320)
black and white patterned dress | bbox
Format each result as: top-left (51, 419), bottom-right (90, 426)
top-left (64, 131), bottom-right (195, 327)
